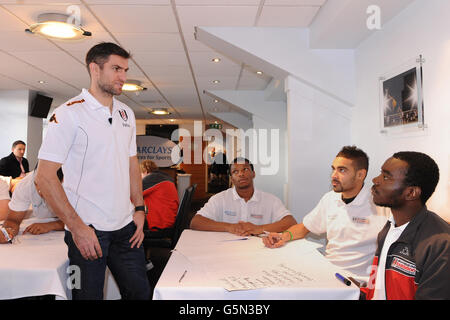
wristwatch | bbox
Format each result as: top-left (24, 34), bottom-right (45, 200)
top-left (134, 205), bottom-right (145, 213)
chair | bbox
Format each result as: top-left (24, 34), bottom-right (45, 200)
top-left (143, 183), bottom-right (197, 250)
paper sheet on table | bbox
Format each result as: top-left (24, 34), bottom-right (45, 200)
top-left (213, 262), bottom-right (317, 291)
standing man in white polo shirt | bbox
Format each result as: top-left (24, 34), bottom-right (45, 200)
top-left (263, 146), bottom-right (388, 279)
top-left (35, 42), bottom-right (150, 300)
top-left (190, 157), bottom-right (297, 236)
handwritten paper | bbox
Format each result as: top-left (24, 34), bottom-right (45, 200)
top-left (216, 263), bottom-right (316, 291)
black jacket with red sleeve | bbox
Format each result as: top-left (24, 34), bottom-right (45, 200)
top-left (361, 206), bottom-right (450, 300)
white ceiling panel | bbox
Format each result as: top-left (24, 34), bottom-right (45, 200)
top-left (132, 51), bottom-right (188, 66)
top-left (84, 0), bottom-right (169, 4)
top-left (89, 5), bottom-right (178, 33)
top-left (0, 31), bottom-right (61, 52)
top-left (175, 0), bottom-right (259, 5)
top-left (114, 32), bottom-right (184, 52)
top-left (257, 5), bottom-right (320, 27)
top-left (0, 7), bottom-right (29, 31)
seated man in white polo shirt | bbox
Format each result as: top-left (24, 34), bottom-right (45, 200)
top-left (190, 157), bottom-right (297, 236)
top-left (263, 146), bottom-right (388, 279)
top-left (0, 169), bottom-right (64, 244)
top-left (0, 175), bottom-right (23, 221)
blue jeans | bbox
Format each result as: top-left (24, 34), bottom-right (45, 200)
top-left (64, 221), bottom-right (151, 300)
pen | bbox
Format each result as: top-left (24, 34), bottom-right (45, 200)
top-left (347, 276), bottom-right (361, 287)
top-left (0, 226), bottom-right (12, 244)
top-left (335, 273), bottom-right (351, 286)
top-left (179, 270), bottom-right (187, 283)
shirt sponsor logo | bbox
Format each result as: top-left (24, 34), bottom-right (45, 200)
top-left (391, 257), bottom-right (416, 276)
top-left (119, 109), bottom-right (128, 122)
top-left (66, 99), bottom-right (85, 106)
top-left (224, 210), bottom-right (237, 216)
top-left (352, 217), bottom-right (370, 224)
top-left (49, 114), bottom-right (58, 123)
top-left (250, 214), bottom-right (263, 219)
top-left (400, 246), bottom-right (410, 256)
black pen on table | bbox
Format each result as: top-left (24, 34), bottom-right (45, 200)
top-left (179, 270), bottom-right (187, 283)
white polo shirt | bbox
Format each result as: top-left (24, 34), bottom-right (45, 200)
top-left (8, 170), bottom-right (55, 219)
top-left (197, 187), bottom-right (292, 225)
top-left (303, 184), bottom-right (388, 278)
top-left (0, 176), bottom-right (11, 200)
top-left (38, 89), bottom-right (137, 231)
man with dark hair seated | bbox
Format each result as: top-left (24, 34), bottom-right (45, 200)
top-left (190, 157), bottom-right (297, 236)
top-left (140, 160), bottom-right (179, 232)
top-left (363, 151), bottom-right (449, 300)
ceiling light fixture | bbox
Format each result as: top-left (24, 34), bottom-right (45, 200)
top-left (256, 71), bottom-right (263, 75)
top-left (212, 80), bottom-right (220, 84)
top-left (212, 58), bottom-right (221, 63)
top-left (150, 108), bottom-right (171, 115)
top-left (25, 13), bottom-right (92, 40)
top-left (122, 80), bottom-right (147, 92)
top-left (37, 80), bottom-right (46, 84)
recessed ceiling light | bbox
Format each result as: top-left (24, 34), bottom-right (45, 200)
top-left (25, 13), bottom-right (92, 40)
top-left (150, 108), bottom-right (171, 115)
top-left (122, 80), bottom-right (146, 92)
top-left (212, 80), bottom-right (220, 84)
top-left (214, 99), bottom-right (219, 103)
top-left (256, 71), bottom-right (263, 75)
top-left (212, 58), bottom-right (221, 63)
top-left (37, 80), bottom-right (46, 84)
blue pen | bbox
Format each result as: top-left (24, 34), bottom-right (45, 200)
top-left (222, 237), bottom-right (249, 242)
top-left (335, 273), bottom-right (351, 286)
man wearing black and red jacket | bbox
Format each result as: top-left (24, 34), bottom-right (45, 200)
top-left (362, 151), bottom-right (449, 300)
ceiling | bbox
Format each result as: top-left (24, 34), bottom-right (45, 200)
top-left (0, 0), bottom-right (327, 125)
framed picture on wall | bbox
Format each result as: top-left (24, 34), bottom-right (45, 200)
top-left (379, 55), bottom-right (426, 134)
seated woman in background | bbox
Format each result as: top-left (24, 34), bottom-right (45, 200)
top-left (140, 160), bottom-right (179, 231)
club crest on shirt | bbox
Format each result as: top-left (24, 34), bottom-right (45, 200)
top-left (119, 109), bottom-right (128, 122)
top-left (391, 257), bottom-right (416, 276)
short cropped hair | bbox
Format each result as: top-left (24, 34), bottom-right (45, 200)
top-left (229, 157), bottom-right (254, 175)
top-left (140, 160), bottom-right (158, 174)
top-left (12, 140), bottom-right (26, 148)
top-left (336, 146), bottom-right (369, 172)
top-left (85, 42), bottom-right (131, 75)
top-left (393, 151), bottom-right (439, 205)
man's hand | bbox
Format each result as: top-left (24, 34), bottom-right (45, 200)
top-left (129, 211), bottom-right (145, 249)
top-left (23, 222), bottom-right (53, 235)
top-left (0, 227), bottom-right (14, 244)
top-left (71, 223), bottom-right (103, 261)
top-left (262, 232), bottom-right (286, 248)
top-left (237, 221), bottom-right (263, 236)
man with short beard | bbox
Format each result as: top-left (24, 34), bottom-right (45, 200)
top-left (263, 146), bottom-right (388, 280)
top-left (35, 42), bottom-right (150, 300)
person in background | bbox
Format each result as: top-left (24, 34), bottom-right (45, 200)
top-left (140, 160), bottom-right (179, 232)
top-left (0, 140), bottom-right (29, 178)
top-left (191, 157), bottom-right (297, 236)
top-left (363, 151), bottom-right (449, 300)
top-left (0, 169), bottom-right (64, 244)
top-left (263, 146), bottom-right (388, 280)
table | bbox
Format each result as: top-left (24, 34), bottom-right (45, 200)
top-left (0, 218), bottom-right (120, 300)
top-left (153, 230), bottom-right (360, 300)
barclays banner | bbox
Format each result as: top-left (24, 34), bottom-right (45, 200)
top-left (136, 135), bottom-right (177, 167)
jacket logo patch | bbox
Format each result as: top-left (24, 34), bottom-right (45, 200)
top-left (119, 109), bottom-right (128, 121)
top-left (400, 246), bottom-right (410, 256)
top-left (391, 257), bottom-right (416, 276)
top-left (49, 114), bottom-right (58, 123)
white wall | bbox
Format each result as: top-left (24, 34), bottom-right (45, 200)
top-left (0, 90), bottom-right (43, 169)
top-left (286, 76), bottom-right (352, 222)
top-left (0, 90), bottom-right (30, 158)
top-left (353, 0), bottom-right (450, 220)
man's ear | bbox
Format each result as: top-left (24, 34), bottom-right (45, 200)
top-left (88, 62), bottom-right (99, 78)
top-left (356, 169), bottom-right (367, 182)
top-left (404, 186), bottom-right (421, 202)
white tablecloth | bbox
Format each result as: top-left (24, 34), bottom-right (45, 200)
top-left (0, 218), bottom-right (120, 300)
top-left (153, 230), bottom-right (360, 300)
